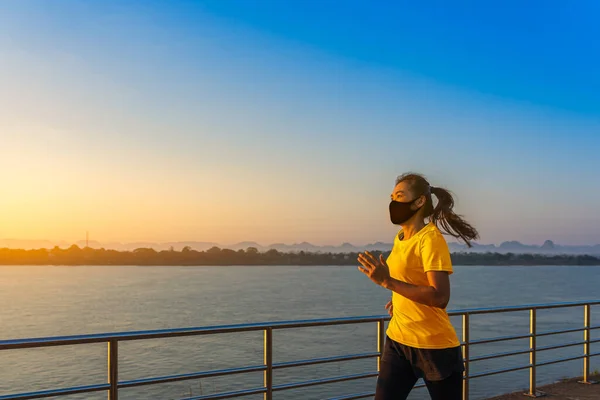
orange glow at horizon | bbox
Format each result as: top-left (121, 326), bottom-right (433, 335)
top-left (1, 130), bottom-right (388, 245)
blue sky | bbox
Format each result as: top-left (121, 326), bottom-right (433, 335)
top-left (1, 1), bottom-right (599, 245)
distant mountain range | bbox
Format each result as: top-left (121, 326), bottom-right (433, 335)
top-left (1, 238), bottom-right (600, 255)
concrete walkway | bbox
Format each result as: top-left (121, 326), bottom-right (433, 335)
top-left (488, 375), bottom-right (600, 399)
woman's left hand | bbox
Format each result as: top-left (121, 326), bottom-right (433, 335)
top-left (358, 251), bottom-right (391, 287)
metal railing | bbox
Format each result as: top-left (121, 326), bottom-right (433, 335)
top-left (1, 300), bottom-right (599, 400)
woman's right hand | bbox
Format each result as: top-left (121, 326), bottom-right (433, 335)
top-left (385, 299), bottom-right (393, 316)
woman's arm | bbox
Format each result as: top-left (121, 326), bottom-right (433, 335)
top-left (358, 252), bottom-right (450, 309)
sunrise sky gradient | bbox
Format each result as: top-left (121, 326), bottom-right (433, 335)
top-left (1, 1), bottom-right (599, 246)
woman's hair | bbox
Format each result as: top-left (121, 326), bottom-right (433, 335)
top-left (396, 172), bottom-right (479, 247)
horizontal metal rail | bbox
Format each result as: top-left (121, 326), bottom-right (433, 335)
top-left (273, 351), bottom-right (380, 369)
top-left (119, 365), bottom-right (267, 388)
top-left (180, 386), bottom-right (266, 400)
top-left (0, 384), bottom-right (110, 400)
top-left (0, 300), bottom-right (598, 400)
top-left (538, 340), bottom-right (590, 352)
top-left (448, 300), bottom-right (600, 315)
top-left (466, 351), bottom-right (600, 383)
top-left (325, 392), bottom-right (375, 400)
top-left (273, 371), bottom-right (379, 391)
top-left (470, 348), bottom-right (532, 362)
top-left (0, 316), bottom-right (387, 350)
top-left (470, 338), bottom-right (600, 363)
top-left (537, 326), bottom-right (586, 337)
top-left (469, 363), bottom-right (533, 379)
top-left (537, 354), bottom-right (587, 367)
top-left (469, 332), bottom-right (532, 345)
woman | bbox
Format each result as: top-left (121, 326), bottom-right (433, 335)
top-left (358, 173), bottom-right (478, 400)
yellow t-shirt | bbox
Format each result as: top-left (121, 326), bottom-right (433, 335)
top-left (385, 222), bottom-right (460, 349)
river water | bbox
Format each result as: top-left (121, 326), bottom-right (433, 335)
top-left (1, 265), bottom-right (599, 399)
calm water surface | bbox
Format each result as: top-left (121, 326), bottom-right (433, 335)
top-left (1, 265), bottom-right (599, 399)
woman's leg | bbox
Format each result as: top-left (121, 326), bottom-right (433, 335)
top-left (375, 340), bottom-right (419, 400)
top-left (424, 369), bottom-right (463, 400)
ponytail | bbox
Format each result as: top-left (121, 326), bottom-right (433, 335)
top-left (395, 172), bottom-right (480, 247)
top-left (430, 187), bottom-right (479, 247)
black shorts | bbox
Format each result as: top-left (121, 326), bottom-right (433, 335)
top-left (381, 335), bottom-right (464, 381)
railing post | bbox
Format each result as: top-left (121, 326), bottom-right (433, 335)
top-left (579, 304), bottom-right (598, 384)
top-left (264, 328), bottom-right (273, 400)
top-left (530, 308), bottom-right (537, 396)
top-left (462, 313), bottom-right (469, 400)
top-left (525, 308), bottom-right (544, 397)
top-left (108, 339), bottom-right (118, 400)
top-left (377, 319), bottom-right (386, 372)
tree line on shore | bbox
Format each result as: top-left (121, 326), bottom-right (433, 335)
top-left (0, 245), bottom-right (599, 266)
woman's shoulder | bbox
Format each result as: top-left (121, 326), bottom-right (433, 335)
top-left (423, 222), bottom-right (443, 236)
top-left (419, 223), bottom-right (449, 247)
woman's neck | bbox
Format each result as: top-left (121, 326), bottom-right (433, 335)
top-left (400, 219), bottom-right (427, 241)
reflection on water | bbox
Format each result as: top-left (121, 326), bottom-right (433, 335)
top-left (0, 265), bottom-right (599, 399)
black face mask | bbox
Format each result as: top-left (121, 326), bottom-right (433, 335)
top-left (389, 198), bottom-right (422, 225)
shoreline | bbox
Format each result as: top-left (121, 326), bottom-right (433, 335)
top-left (2, 247), bottom-right (600, 267)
